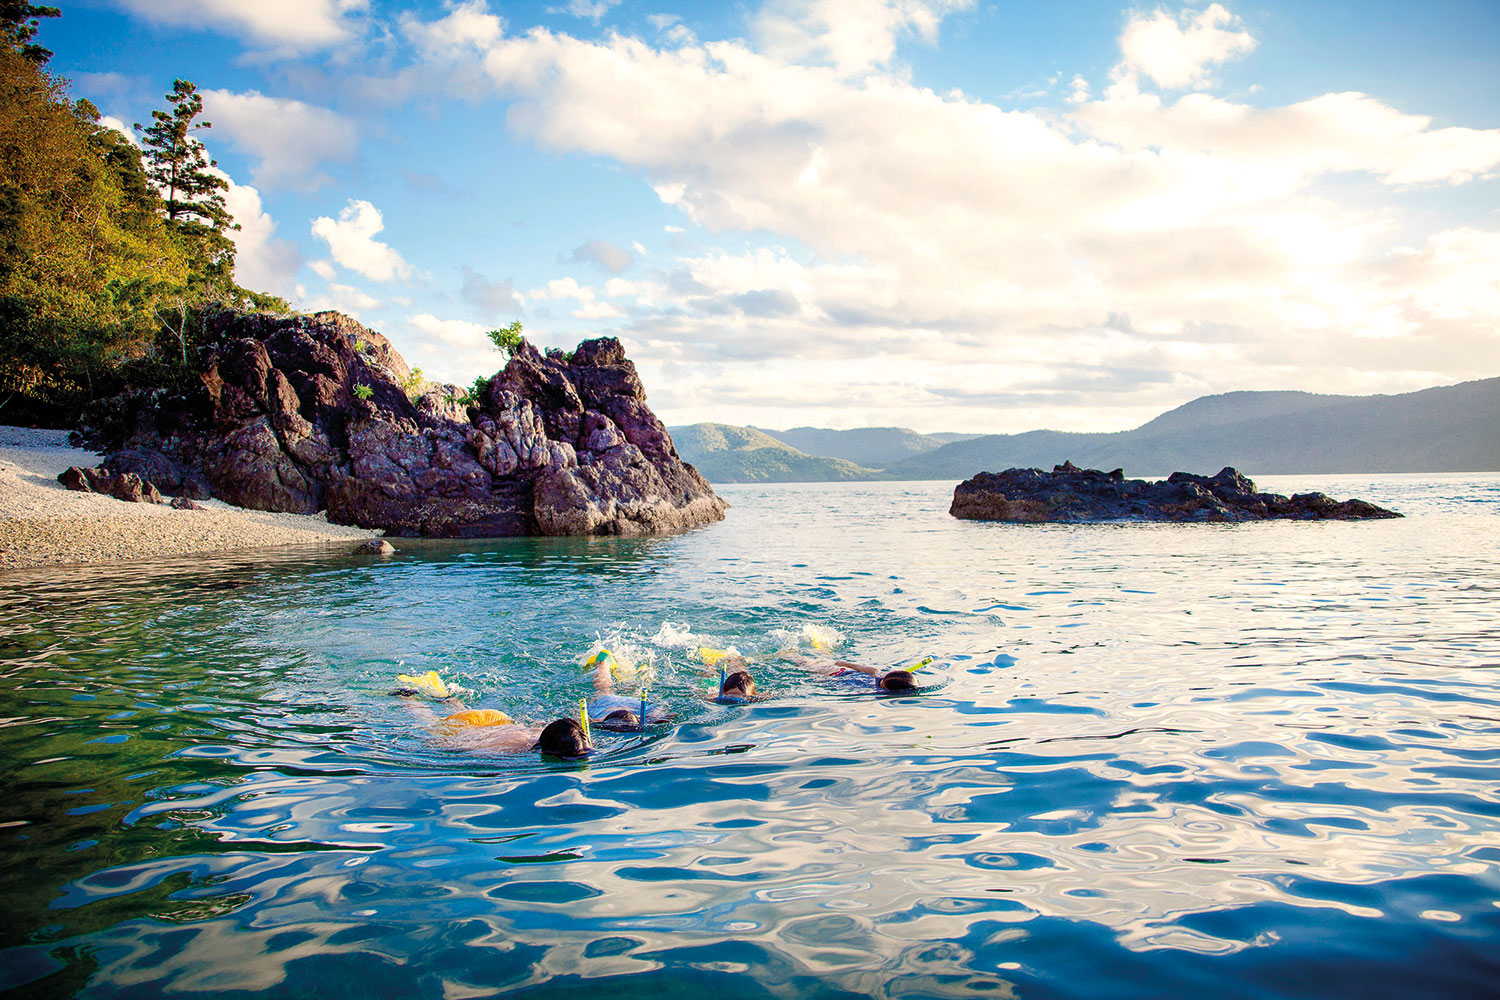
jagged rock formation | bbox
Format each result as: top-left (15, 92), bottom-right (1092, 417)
top-left (57, 465), bottom-right (163, 504)
top-left (77, 309), bottom-right (726, 537)
top-left (950, 462), bottom-right (1401, 522)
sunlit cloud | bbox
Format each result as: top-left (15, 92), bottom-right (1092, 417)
top-left (310, 199), bottom-right (412, 283)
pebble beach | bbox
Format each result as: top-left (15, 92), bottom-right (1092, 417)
top-left (0, 426), bottom-right (379, 570)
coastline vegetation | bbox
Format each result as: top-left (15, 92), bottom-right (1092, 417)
top-left (0, 3), bottom-right (284, 427)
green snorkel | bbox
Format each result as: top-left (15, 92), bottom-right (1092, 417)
top-left (578, 697), bottom-right (592, 744)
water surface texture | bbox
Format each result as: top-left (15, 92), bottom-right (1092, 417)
top-left (3, 475), bottom-right (1499, 998)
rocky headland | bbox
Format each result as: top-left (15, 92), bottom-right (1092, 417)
top-left (950, 462), bottom-right (1401, 522)
top-left (75, 310), bottom-right (726, 537)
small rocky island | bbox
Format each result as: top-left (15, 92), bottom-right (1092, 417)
top-left (951, 462), bottom-right (1400, 522)
top-left (73, 309), bottom-right (727, 537)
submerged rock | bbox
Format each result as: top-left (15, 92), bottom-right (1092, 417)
top-left (78, 309), bottom-right (726, 538)
top-left (950, 461), bottom-right (1401, 522)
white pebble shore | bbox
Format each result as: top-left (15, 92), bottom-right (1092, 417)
top-left (0, 425), bottom-right (380, 571)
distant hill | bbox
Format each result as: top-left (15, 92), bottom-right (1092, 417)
top-left (753, 426), bottom-right (957, 469)
top-left (884, 377), bottom-right (1500, 479)
top-left (671, 423), bottom-right (883, 483)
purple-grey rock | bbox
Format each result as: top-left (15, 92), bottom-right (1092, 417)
top-left (75, 309), bottom-right (726, 538)
top-left (56, 465), bottom-right (163, 504)
top-left (951, 462), bottom-right (1400, 522)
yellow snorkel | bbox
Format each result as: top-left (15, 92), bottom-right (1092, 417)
top-left (578, 697), bottom-right (592, 744)
top-left (906, 656), bottom-right (935, 672)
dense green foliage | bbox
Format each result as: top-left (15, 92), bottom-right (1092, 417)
top-left (486, 320), bottom-right (524, 357)
top-left (0, 13), bottom-right (284, 426)
top-left (1, 2), bottom-right (59, 64)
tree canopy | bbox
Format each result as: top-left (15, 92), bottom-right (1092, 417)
top-left (0, 10), bottom-right (285, 425)
top-left (0, 2), bottom-right (60, 64)
top-left (135, 79), bottom-right (237, 281)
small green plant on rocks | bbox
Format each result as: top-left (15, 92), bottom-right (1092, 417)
top-left (399, 366), bottom-right (426, 400)
top-left (352, 384), bottom-right (373, 401)
top-left (486, 321), bottom-right (523, 357)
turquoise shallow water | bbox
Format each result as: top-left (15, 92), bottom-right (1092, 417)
top-left (2, 474), bottom-right (1499, 998)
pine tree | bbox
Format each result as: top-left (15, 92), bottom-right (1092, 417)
top-left (0, 1), bottom-right (60, 64)
top-left (134, 79), bottom-right (238, 281)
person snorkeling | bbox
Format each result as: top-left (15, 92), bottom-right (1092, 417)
top-left (781, 654), bottom-right (924, 694)
top-left (392, 677), bottom-right (594, 757)
top-left (584, 648), bottom-right (671, 730)
top-left (689, 650), bottom-right (773, 704)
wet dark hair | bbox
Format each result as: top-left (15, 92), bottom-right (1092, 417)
top-left (720, 670), bottom-right (755, 698)
top-left (535, 718), bottom-right (592, 757)
top-left (878, 670), bottom-right (918, 693)
top-left (598, 708), bottom-right (640, 731)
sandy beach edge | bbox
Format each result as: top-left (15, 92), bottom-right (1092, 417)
top-left (0, 426), bottom-right (381, 571)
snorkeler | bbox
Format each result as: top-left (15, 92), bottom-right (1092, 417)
top-left (710, 663), bottom-right (772, 703)
top-left (781, 654), bottom-right (922, 694)
top-left (585, 649), bottom-right (671, 730)
top-left (392, 684), bottom-right (593, 757)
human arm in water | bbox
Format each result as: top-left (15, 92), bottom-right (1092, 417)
top-left (780, 653), bottom-right (917, 693)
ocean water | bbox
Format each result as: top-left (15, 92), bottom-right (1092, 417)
top-left (2, 474), bottom-right (1498, 999)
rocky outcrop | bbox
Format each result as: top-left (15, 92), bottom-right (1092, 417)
top-left (77, 309), bottom-right (727, 537)
top-left (950, 462), bottom-right (1401, 522)
top-left (58, 465), bottom-right (164, 504)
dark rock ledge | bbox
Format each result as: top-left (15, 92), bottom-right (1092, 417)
top-left (76, 309), bottom-right (727, 537)
top-left (950, 462), bottom-right (1400, 522)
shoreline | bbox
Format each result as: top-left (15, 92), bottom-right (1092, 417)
top-left (0, 426), bottom-right (379, 571)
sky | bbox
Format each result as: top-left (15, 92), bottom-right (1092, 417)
top-left (43, 0), bottom-right (1500, 433)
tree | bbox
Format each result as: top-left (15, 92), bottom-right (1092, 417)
top-left (0, 46), bottom-right (189, 419)
top-left (0, 1), bottom-right (60, 64)
top-left (135, 79), bottom-right (237, 280)
top-left (487, 320), bottom-right (524, 356)
top-left (135, 79), bottom-right (240, 364)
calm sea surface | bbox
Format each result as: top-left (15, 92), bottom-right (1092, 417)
top-left (2, 474), bottom-right (1498, 999)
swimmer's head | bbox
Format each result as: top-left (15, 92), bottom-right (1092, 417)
top-left (720, 669), bottom-right (755, 700)
top-left (597, 708), bottom-right (640, 731)
top-left (534, 718), bottom-right (593, 757)
top-left (878, 670), bottom-right (918, 693)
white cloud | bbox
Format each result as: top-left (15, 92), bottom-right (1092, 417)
top-left (201, 90), bottom-right (357, 190)
top-left (108, 0), bottom-right (368, 51)
top-left (1116, 3), bottom-right (1255, 91)
top-left (300, 281), bottom-right (381, 321)
top-left (409, 313), bottom-right (490, 347)
top-left (753, 0), bottom-right (975, 75)
top-left (309, 260), bottom-right (337, 281)
top-left (97, 115), bottom-right (135, 141)
top-left (310, 200), bottom-right (412, 282)
top-left (402, 0), bottom-right (504, 59)
top-left (217, 172), bottom-right (302, 296)
top-left (399, 313), bottom-right (502, 384)
top-left (530, 277), bottom-right (595, 303)
top-left (399, 1), bottom-right (1500, 429)
top-left (324, 283), bottom-right (382, 311)
top-left (550, 0), bottom-right (622, 22)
